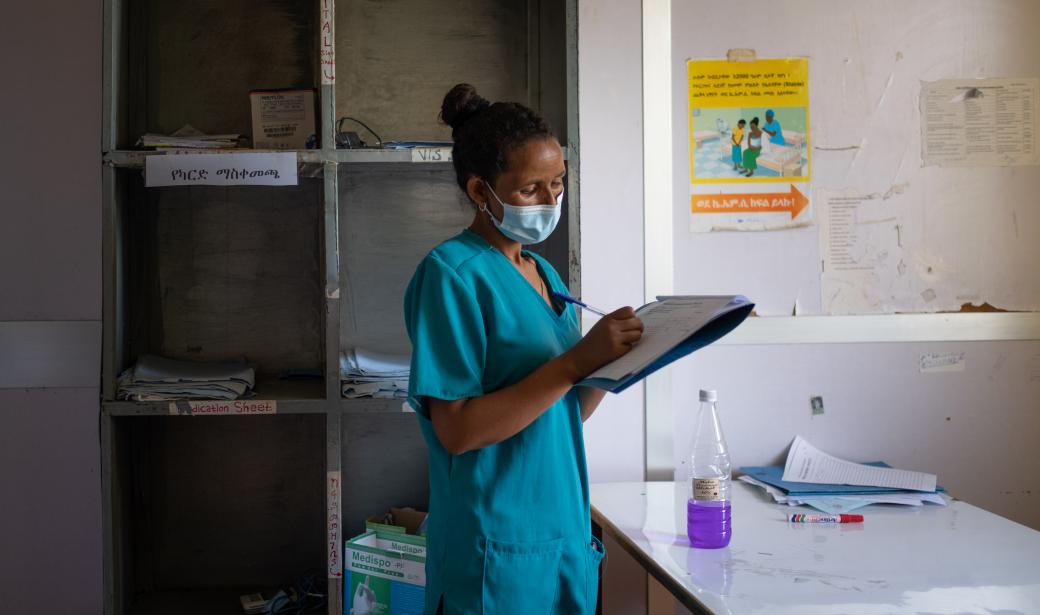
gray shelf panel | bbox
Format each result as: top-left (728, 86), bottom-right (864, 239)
top-left (104, 148), bottom-right (563, 169)
top-left (104, 397), bottom-right (421, 417)
top-left (106, 174), bottom-right (327, 397)
top-left (103, 399), bottom-right (330, 417)
top-left (337, 164), bottom-right (470, 358)
top-left (337, 398), bottom-right (411, 414)
top-left (110, 0), bottom-right (317, 149)
top-left (330, 148), bottom-right (567, 163)
top-left (340, 412), bottom-right (429, 538)
top-left (103, 150), bottom-right (326, 177)
top-left (104, 378), bottom-right (328, 416)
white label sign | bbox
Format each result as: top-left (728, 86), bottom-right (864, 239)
top-left (693, 478), bottom-right (723, 501)
top-left (320, 0), bottom-right (335, 84)
top-left (327, 471), bottom-right (343, 578)
top-left (410, 147), bottom-right (453, 163)
top-left (168, 399), bottom-right (278, 415)
top-left (920, 352), bottom-right (966, 373)
top-left (145, 152), bottom-right (298, 187)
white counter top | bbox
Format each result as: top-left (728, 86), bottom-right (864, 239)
top-left (590, 481), bottom-right (1040, 615)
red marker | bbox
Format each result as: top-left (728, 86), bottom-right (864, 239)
top-left (789, 513), bottom-right (864, 523)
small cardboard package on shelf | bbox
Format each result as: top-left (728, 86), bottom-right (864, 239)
top-left (366, 507), bottom-right (428, 536)
top-left (345, 528), bottom-right (426, 615)
top-left (249, 88), bottom-right (316, 149)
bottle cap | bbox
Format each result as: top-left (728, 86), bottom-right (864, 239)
top-left (699, 389), bottom-right (717, 402)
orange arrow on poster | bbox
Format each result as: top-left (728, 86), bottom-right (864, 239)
top-left (692, 185), bottom-right (809, 219)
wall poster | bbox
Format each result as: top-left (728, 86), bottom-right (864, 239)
top-left (688, 58), bottom-right (811, 232)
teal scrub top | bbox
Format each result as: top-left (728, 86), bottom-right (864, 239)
top-left (764, 119), bottom-right (785, 144)
top-left (403, 229), bottom-right (604, 615)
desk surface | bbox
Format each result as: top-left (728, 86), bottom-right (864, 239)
top-left (591, 481), bottom-right (1040, 615)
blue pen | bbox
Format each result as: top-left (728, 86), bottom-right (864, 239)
top-left (551, 292), bottom-right (609, 316)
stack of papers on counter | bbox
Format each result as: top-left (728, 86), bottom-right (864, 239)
top-left (341, 348), bottom-right (409, 399)
top-left (117, 355), bottom-right (254, 401)
top-left (739, 436), bottom-right (947, 514)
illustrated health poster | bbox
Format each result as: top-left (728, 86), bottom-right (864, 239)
top-left (688, 58), bottom-right (811, 232)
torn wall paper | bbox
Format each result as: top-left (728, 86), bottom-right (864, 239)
top-left (819, 189), bottom-right (905, 314)
top-left (921, 78), bottom-right (1039, 167)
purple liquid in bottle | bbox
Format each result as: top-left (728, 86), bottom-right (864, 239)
top-left (687, 499), bottom-right (731, 549)
top-left (687, 390), bottom-right (732, 549)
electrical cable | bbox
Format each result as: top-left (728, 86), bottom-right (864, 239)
top-left (336, 117), bottom-right (383, 147)
top-left (264, 570), bottom-right (328, 615)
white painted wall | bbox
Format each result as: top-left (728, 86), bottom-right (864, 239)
top-left (666, 0), bottom-right (1040, 530)
top-left (577, 2), bottom-right (650, 612)
top-left (672, 0), bottom-right (1040, 317)
top-left (567, 2), bottom-right (1040, 613)
top-left (673, 342), bottom-right (1040, 528)
top-left (578, 3), bottom-right (1040, 611)
top-left (579, 0), bottom-right (647, 485)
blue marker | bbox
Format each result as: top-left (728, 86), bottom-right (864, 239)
top-left (551, 292), bottom-right (609, 316)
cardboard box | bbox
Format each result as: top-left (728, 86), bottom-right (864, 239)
top-left (249, 88), bottom-right (316, 149)
top-left (366, 507), bottom-right (428, 536)
top-left (345, 530), bottom-right (426, 615)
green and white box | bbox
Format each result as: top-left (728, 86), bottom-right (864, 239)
top-left (345, 530), bottom-right (426, 615)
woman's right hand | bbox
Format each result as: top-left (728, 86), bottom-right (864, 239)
top-left (565, 307), bottom-right (644, 379)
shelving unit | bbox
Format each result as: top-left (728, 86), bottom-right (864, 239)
top-left (101, 1), bottom-right (579, 614)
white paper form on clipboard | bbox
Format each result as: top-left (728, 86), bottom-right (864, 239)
top-left (580, 295), bottom-right (754, 393)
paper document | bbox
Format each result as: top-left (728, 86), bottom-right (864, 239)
top-left (782, 436), bottom-right (937, 492)
top-left (921, 78), bottom-right (1039, 167)
top-left (579, 295), bottom-right (753, 393)
top-left (588, 296), bottom-right (735, 381)
top-left (818, 190), bottom-right (906, 315)
top-left (737, 475), bottom-right (946, 514)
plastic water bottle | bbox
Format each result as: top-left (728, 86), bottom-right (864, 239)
top-left (687, 389), bottom-right (732, 548)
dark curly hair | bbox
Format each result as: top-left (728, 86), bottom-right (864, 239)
top-left (440, 83), bottom-right (555, 193)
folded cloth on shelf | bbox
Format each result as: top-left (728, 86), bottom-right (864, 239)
top-left (117, 354), bottom-right (255, 401)
top-left (340, 348), bottom-right (410, 377)
top-left (341, 379), bottom-right (409, 399)
top-left (340, 348), bottom-right (410, 399)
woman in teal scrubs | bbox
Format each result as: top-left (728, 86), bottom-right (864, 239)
top-left (404, 84), bottom-right (644, 614)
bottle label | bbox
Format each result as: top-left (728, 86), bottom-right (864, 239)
top-left (693, 478), bottom-right (723, 501)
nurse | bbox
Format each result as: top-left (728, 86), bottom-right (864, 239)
top-left (762, 109), bottom-right (786, 145)
top-left (404, 83), bottom-right (644, 614)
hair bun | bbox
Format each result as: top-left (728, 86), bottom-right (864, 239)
top-left (441, 83), bottom-right (490, 130)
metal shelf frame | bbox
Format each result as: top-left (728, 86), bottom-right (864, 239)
top-left (100, 1), bottom-right (581, 614)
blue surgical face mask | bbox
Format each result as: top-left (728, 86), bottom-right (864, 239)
top-left (481, 181), bottom-right (563, 245)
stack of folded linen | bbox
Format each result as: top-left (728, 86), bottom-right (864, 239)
top-left (117, 355), bottom-right (255, 401)
top-left (341, 348), bottom-right (410, 399)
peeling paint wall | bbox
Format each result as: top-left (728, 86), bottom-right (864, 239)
top-left (672, 341), bottom-right (1040, 530)
top-left (668, 0), bottom-right (1040, 531)
top-left (673, 0), bottom-right (1040, 316)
